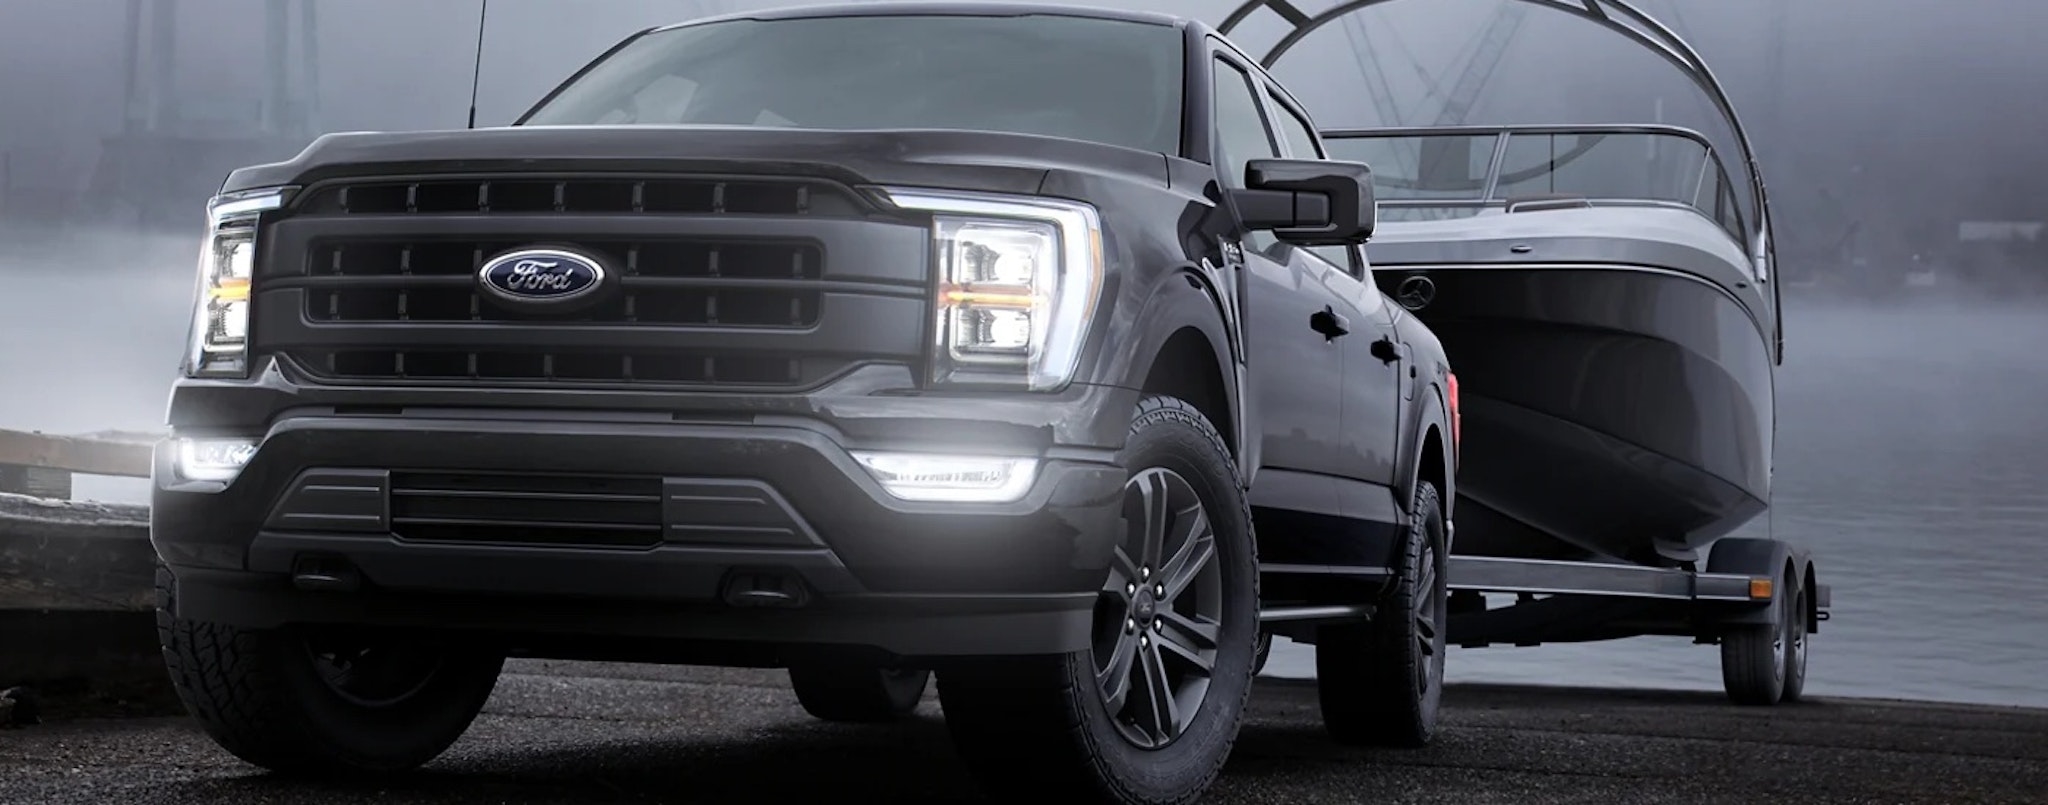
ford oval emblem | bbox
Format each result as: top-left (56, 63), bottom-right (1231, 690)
top-left (477, 247), bottom-right (607, 305)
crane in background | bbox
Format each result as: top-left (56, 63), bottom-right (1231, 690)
top-left (93, 0), bottom-right (320, 232)
top-left (1331, 0), bottom-right (1528, 220)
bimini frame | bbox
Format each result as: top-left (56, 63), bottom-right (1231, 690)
top-left (1215, 0), bottom-right (1783, 363)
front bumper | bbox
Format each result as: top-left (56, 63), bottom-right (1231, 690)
top-left (151, 407), bottom-right (1127, 658)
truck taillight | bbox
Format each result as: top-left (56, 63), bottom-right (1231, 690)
top-left (1447, 371), bottom-right (1461, 460)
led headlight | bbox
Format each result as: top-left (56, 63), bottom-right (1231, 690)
top-left (186, 187), bottom-right (287, 378)
top-left (882, 188), bottom-right (1105, 391)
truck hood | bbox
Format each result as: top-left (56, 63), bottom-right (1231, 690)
top-left (219, 124), bottom-right (1173, 199)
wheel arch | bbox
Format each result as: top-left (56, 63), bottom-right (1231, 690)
top-left (1396, 380), bottom-right (1456, 527)
top-left (1118, 265), bottom-right (1248, 476)
top-left (1705, 537), bottom-right (1812, 627)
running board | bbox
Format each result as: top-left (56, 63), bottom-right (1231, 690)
top-left (1259, 604), bottom-right (1373, 624)
top-left (1449, 556), bottom-right (1757, 602)
top-left (1259, 563), bottom-right (1396, 583)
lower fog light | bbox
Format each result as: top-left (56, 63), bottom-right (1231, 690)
top-left (850, 451), bottom-right (1039, 503)
top-left (176, 438), bottom-right (259, 483)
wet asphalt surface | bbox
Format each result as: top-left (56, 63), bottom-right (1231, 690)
top-left (4, 659), bottom-right (2044, 805)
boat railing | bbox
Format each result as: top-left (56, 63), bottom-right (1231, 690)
top-left (1320, 124), bottom-right (1749, 245)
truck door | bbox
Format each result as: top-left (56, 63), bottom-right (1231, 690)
top-left (1211, 53), bottom-right (1350, 494)
top-left (1261, 83), bottom-right (1408, 508)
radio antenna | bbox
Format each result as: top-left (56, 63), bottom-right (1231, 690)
top-left (466, 0), bottom-right (490, 128)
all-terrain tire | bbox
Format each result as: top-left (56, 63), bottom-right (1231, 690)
top-left (937, 395), bottom-right (1259, 805)
top-left (1315, 480), bottom-right (1449, 748)
top-left (1720, 562), bottom-right (1794, 705)
top-left (1251, 628), bottom-right (1273, 676)
top-left (788, 662), bottom-right (931, 723)
top-left (155, 564), bottom-right (506, 775)
top-left (1781, 569), bottom-right (1810, 703)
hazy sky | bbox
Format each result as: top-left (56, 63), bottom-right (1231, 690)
top-left (1, 0), bottom-right (2043, 252)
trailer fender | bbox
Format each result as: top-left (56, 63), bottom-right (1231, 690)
top-left (1704, 537), bottom-right (1814, 628)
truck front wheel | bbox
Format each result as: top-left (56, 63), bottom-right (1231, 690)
top-left (937, 395), bottom-right (1259, 804)
top-left (155, 566), bottom-right (505, 776)
top-left (788, 661), bottom-right (931, 722)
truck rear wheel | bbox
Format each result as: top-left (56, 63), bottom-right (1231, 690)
top-left (937, 395), bottom-right (1258, 804)
top-left (1314, 480), bottom-right (1449, 748)
top-left (787, 661), bottom-right (930, 722)
top-left (155, 566), bottom-right (504, 776)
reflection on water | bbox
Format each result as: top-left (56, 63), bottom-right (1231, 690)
top-left (1266, 296), bottom-right (2048, 709)
top-left (6, 243), bottom-right (2045, 708)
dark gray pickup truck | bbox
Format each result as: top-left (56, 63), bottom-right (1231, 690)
top-left (151, 4), bottom-right (1459, 803)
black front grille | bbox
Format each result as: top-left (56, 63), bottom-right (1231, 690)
top-left (253, 172), bottom-right (931, 391)
top-left (389, 471), bottom-right (663, 549)
top-left (295, 348), bottom-right (838, 387)
top-left (303, 239), bottom-right (824, 327)
top-left (297, 176), bottom-right (867, 218)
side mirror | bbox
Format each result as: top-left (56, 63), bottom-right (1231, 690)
top-left (1228, 158), bottom-right (1378, 246)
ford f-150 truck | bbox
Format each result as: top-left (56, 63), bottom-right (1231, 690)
top-left (151, 4), bottom-right (1459, 803)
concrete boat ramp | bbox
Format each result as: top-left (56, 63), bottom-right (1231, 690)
top-left (3, 660), bottom-right (2042, 804)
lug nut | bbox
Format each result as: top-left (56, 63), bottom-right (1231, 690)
top-left (1140, 635), bottom-right (1150, 647)
top-left (1125, 618), bottom-right (1137, 634)
top-left (1152, 619), bottom-right (1163, 633)
top-left (1141, 567), bottom-right (1151, 580)
top-left (1155, 584), bottom-right (1165, 597)
top-left (1126, 582), bottom-right (1136, 595)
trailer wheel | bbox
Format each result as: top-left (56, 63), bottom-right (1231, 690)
top-left (1314, 480), bottom-right (1448, 747)
top-left (1780, 570), bottom-right (1810, 703)
top-left (788, 662), bottom-right (931, 723)
top-left (1720, 563), bottom-right (1795, 705)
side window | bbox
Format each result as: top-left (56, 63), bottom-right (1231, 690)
top-left (1265, 89), bottom-right (1323, 160)
top-left (1211, 57), bottom-right (1279, 190)
top-left (1211, 57), bottom-right (1281, 251)
top-left (1267, 87), bottom-right (1366, 278)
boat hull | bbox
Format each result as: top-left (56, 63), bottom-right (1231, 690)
top-left (1378, 263), bottom-right (1774, 566)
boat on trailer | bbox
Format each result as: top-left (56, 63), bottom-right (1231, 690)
top-left (1325, 122), bottom-right (1776, 568)
top-left (1220, 0), bottom-right (1828, 705)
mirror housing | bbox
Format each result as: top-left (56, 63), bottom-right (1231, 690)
top-left (1228, 158), bottom-right (1378, 246)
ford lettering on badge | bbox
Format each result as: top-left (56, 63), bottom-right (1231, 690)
top-left (477, 248), bottom-right (606, 304)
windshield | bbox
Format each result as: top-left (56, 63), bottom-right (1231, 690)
top-left (519, 13), bottom-right (1185, 155)
top-left (1323, 128), bottom-right (1746, 238)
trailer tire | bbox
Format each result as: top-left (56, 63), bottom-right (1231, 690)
top-left (788, 662), bottom-right (931, 723)
top-left (1314, 480), bottom-right (1448, 748)
top-left (1780, 569), bottom-right (1810, 703)
top-left (1720, 562), bottom-right (1795, 705)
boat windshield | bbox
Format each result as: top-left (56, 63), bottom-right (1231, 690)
top-left (517, 13), bottom-right (1185, 155)
top-left (1322, 126), bottom-right (1747, 242)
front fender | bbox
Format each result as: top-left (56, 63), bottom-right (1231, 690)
top-left (1095, 264), bottom-right (1248, 479)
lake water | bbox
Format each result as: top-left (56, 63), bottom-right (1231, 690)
top-left (1264, 293), bottom-right (2048, 709)
top-left (6, 236), bottom-right (2045, 709)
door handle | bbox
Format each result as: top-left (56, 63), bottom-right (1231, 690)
top-left (1371, 336), bottom-right (1408, 364)
top-left (1310, 305), bottom-right (1350, 339)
